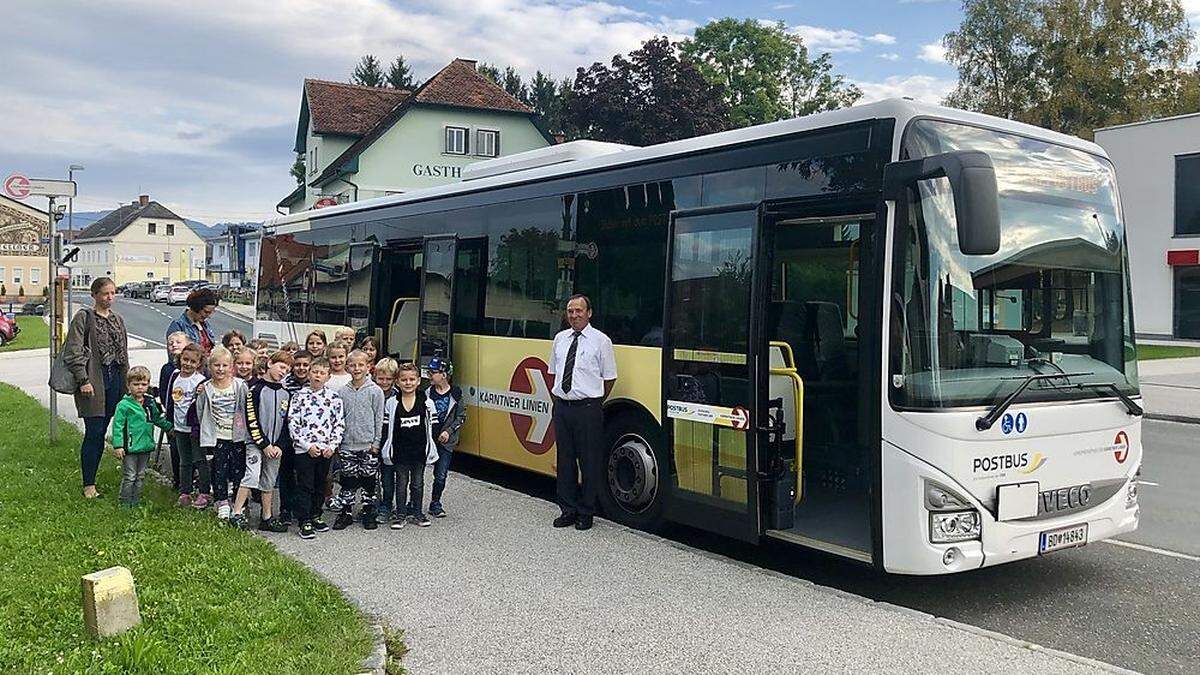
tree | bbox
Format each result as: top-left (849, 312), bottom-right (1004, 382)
top-left (501, 66), bottom-right (530, 104)
top-left (567, 36), bottom-right (731, 146)
top-left (477, 62), bottom-right (502, 85)
top-left (529, 70), bottom-right (570, 135)
top-left (386, 56), bottom-right (416, 90)
top-left (944, 0), bottom-right (1197, 138)
top-left (682, 18), bottom-right (860, 127)
top-left (351, 54), bottom-right (385, 87)
top-left (290, 153), bottom-right (305, 186)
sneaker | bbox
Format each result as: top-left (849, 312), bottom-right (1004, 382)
top-left (363, 513), bottom-right (378, 530)
top-left (192, 493), bottom-right (211, 510)
top-left (259, 517), bottom-right (290, 533)
top-left (414, 513), bottom-right (431, 527)
top-left (177, 493), bottom-right (192, 508)
top-left (299, 521), bottom-right (316, 540)
top-left (323, 497), bottom-right (334, 512)
top-left (278, 512), bottom-right (293, 527)
top-left (389, 516), bottom-right (406, 530)
top-left (332, 512), bottom-right (354, 530)
top-left (429, 504), bottom-right (447, 518)
top-left (228, 513), bottom-right (249, 530)
top-left (216, 501), bottom-right (232, 520)
top-left (553, 512), bottom-right (577, 528)
top-left (312, 517), bottom-right (330, 532)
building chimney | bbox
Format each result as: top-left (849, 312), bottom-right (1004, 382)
top-left (139, 194), bottom-right (149, 207)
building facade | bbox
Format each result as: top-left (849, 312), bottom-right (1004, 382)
top-left (0, 195), bottom-right (51, 300)
top-left (1095, 113), bottom-right (1200, 339)
top-left (205, 223), bottom-right (259, 287)
top-left (279, 58), bottom-right (554, 213)
top-left (72, 195), bottom-right (207, 288)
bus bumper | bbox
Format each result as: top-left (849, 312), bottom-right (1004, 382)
top-left (882, 441), bottom-right (1140, 575)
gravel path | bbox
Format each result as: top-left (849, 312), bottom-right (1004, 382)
top-left (263, 472), bottom-right (1127, 674)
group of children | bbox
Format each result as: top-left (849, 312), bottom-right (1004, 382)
top-left (111, 324), bottom-right (466, 540)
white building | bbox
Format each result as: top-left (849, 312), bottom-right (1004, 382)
top-left (278, 58), bottom-right (554, 213)
top-left (1095, 113), bottom-right (1200, 339)
top-left (72, 195), bottom-right (206, 288)
top-left (205, 224), bottom-right (259, 288)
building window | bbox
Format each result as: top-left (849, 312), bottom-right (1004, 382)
top-left (0, 266), bottom-right (5, 284)
top-left (1176, 267), bottom-right (1200, 337)
top-left (148, 222), bottom-right (157, 235)
top-left (164, 250), bottom-right (171, 263)
top-left (1177, 153), bottom-right (1200, 236)
top-left (309, 147), bottom-right (318, 176)
top-left (167, 223), bottom-right (175, 236)
top-left (445, 126), bottom-right (468, 155)
top-left (12, 268), bottom-right (22, 285)
top-left (476, 129), bottom-right (499, 158)
top-left (31, 268), bottom-right (40, 285)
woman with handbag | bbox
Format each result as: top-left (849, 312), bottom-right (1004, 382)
top-left (62, 277), bottom-right (129, 498)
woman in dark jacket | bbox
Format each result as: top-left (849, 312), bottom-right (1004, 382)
top-left (62, 277), bottom-right (129, 498)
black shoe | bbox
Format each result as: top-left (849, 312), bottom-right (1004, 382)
top-left (429, 504), bottom-right (447, 518)
top-left (259, 517), bottom-right (289, 533)
top-left (332, 512), bottom-right (354, 530)
top-left (299, 522), bottom-right (316, 540)
top-left (312, 517), bottom-right (330, 532)
top-left (575, 515), bottom-right (593, 531)
top-left (415, 513), bottom-right (431, 527)
top-left (553, 513), bottom-right (577, 528)
top-left (229, 513), bottom-right (250, 531)
top-left (277, 512), bottom-right (293, 527)
top-left (363, 514), bottom-right (378, 530)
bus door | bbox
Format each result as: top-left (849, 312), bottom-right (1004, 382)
top-left (417, 235), bottom-right (457, 370)
top-left (377, 241), bottom-right (423, 361)
top-left (663, 205), bottom-right (769, 542)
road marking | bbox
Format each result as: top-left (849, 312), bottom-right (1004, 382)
top-left (1105, 539), bottom-right (1200, 562)
top-left (1135, 480), bottom-right (1160, 487)
top-left (129, 332), bottom-right (166, 348)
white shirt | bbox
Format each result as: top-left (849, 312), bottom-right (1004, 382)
top-left (549, 323), bottom-right (617, 400)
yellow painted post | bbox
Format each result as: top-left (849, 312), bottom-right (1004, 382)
top-left (81, 566), bottom-right (141, 639)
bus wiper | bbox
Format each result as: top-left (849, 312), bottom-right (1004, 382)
top-left (975, 372), bottom-right (1093, 432)
top-left (1070, 382), bottom-right (1144, 416)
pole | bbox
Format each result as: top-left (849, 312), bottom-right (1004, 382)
top-left (48, 196), bottom-right (58, 443)
top-left (67, 168), bottom-right (74, 337)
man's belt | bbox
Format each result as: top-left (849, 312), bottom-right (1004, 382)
top-left (553, 396), bottom-right (602, 407)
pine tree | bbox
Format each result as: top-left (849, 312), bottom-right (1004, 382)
top-left (387, 56), bottom-right (416, 90)
top-left (351, 54), bottom-right (385, 87)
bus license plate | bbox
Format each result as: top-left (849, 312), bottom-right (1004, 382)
top-left (1039, 523), bottom-right (1088, 554)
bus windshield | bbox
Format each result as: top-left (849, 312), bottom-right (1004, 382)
top-left (892, 119), bottom-right (1139, 409)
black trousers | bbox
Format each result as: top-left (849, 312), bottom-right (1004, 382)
top-left (293, 452), bottom-right (332, 523)
top-left (278, 447), bottom-right (297, 517)
top-left (553, 398), bottom-right (604, 517)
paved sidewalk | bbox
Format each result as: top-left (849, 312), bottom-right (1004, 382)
top-left (1138, 357), bottom-right (1200, 423)
top-left (0, 348), bottom-right (1147, 673)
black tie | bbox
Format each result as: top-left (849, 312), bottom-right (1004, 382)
top-left (561, 331), bottom-right (582, 393)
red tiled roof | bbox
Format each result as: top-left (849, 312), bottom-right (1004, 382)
top-left (414, 59), bottom-right (532, 113)
top-left (304, 79), bottom-right (410, 136)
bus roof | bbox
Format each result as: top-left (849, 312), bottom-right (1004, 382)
top-left (266, 98), bottom-right (1106, 230)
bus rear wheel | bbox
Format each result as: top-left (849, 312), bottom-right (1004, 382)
top-left (600, 412), bottom-right (666, 531)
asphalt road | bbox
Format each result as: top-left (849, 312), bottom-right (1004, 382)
top-left (455, 418), bottom-right (1200, 674)
top-left (74, 293), bottom-right (253, 348)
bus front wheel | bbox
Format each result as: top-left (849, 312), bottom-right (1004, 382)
top-left (600, 412), bottom-right (667, 531)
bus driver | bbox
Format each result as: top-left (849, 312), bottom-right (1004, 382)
top-left (549, 294), bottom-right (617, 532)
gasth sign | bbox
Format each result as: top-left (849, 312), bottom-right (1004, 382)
top-left (412, 164), bottom-right (462, 179)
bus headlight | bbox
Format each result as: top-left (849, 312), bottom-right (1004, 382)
top-left (930, 511), bottom-right (981, 543)
top-left (1126, 466), bottom-right (1140, 508)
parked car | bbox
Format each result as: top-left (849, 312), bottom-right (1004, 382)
top-left (131, 282), bottom-right (154, 299)
top-left (21, 300), bottom-right (45, 316)
top-left (0, 312), bottom-right (19, 346)
top-left (167, 284), bottom-right (191, 306)
top-left (151, 284), bottom-right (172, 303)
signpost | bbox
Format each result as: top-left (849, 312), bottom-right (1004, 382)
top-left (6, 174), bottom-right (79, 442)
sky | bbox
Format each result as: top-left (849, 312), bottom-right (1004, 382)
top-left (0, 0), bottom-right (1194, 225)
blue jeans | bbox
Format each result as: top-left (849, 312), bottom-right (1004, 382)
top-left (80, 363), bottom-right (121, 488)
top-left (379, 464), bottom-right (400, 517)
top-left (430, 445), bottom-right (452, 510)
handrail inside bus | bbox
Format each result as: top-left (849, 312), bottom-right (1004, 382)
top-left (769, 341), bottom-right (804, 504)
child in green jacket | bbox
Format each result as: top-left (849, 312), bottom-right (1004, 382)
top-left (112, 366), bottom-right (173, 507)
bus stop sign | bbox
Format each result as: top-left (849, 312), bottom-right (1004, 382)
top-left (3, 174), bottom-right (77, 200)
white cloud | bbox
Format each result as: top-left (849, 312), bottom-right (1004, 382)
top-left (879, 52), bottom-right (901, 61)
top-left (772, 3), bottom-right (796, 9)
top-left (919, 42), bottom-right (948, 63)
top-left (793, 25), bottom-right (897, 53)
top-left (853, 74), bottom-right (956, 104)
top-left (0, 0), bottom-right (694, 222)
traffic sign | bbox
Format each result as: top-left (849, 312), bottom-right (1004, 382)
top-left (3, 174), bottom-right (76, 200)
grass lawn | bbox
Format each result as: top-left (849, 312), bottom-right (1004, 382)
top-left (0, 316), bottom-right (49, 352)
top-left (1137, 344), bottom-right (1200, 360)
top-left (0, 383), bottom-right (374, 673)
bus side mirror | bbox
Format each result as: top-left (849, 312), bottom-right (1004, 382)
top-left (883, 150), bottom-right (1001, 256)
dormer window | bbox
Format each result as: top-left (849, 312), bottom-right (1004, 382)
top-left (445, 126), bottom-right (468, 155)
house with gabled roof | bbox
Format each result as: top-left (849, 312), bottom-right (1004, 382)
top-left (279, 58), bottom-right (555, 213)
top-left (72, 195), bottom-right (206, 287)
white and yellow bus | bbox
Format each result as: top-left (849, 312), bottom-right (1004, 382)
top-left (255, 99), bottom-right (1142, 574)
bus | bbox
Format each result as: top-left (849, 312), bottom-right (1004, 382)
top-left (255, 99), bottom-right (1142, 574)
